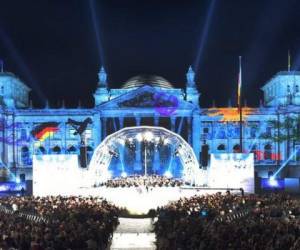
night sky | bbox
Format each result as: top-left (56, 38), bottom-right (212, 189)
top-left (0, 0), bottom-right (300, 108)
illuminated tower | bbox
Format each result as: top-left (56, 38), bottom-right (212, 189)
top-left (0, 72), bottom-right (30, 108)
top-left (185, 66), bottom-right (200, 107)
top-left (93, 66), bottom-right (110, 106)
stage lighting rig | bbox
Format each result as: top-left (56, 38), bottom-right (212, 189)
top-left (108, 150), bottom-right (118, 158)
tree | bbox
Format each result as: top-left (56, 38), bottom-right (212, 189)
top-left (291, 115), bottom-right (300, 161)
top-left (266, 115), bottom-right (300, 165)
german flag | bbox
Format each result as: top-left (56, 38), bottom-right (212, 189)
top-left (31, 122), bottom-right (59, 141)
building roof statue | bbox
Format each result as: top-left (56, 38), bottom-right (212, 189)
top-left (98, 66), bottom-right (107, 88)
top-left (186, 66), bottom-right (196, 88)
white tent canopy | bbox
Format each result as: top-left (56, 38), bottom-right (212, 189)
top-left (88, 126), bottom-right (204, 185)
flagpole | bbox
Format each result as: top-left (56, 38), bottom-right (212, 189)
top-left (238, 56), bottom-right (243, 153)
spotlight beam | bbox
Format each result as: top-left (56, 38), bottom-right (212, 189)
top-left (193, 0), bottom-right (217, 72)
top-left (0, 27), bottom-right (46, 102)
top-left (272, 148), bottom-right (300, 178)
top-left (293, 50), bottom-right (300, 71)
top-left (89, 0), bottom-right (105, 65)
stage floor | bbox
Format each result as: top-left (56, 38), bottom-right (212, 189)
top-left (76, 186), bottom-right (240, 215)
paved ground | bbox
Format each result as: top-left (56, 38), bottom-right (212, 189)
top-left (111, 217), bottom-right (156, 250)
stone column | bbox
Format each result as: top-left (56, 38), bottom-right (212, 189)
top-left (177, 117), bottom-right (184, 135)
top-left (5, 115), bottom-right (14, 166)
top-left (192, 113), bottom-right (201, 161)
top-left (102, 117), bottom-right (107, 139)
top-left (119, 116), bottom-right (124, 130)
top-left (113, 118), bottom-right (118, 132)
top-left (187, 116), bottom-right (192, 144)
top-left (171, 116), bottom-right (176, 132)
top-left (154, 116), bottom-right (159, 127)
top-left (135, 116), bottom-right (142, 171)
top-left (135, 117), bottom-right (141, 127)
top-left (94, 113), bottom-right (101, 145)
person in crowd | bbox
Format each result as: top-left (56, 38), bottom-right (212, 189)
top-left (154, 193), bottom-right (300, 250)
top-left (0, 196), bottom-right (120, 249)
top-left (101, 174), bottom-right (184, 188)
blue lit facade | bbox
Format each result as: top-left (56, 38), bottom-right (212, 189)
top-left (0, 67), bottom-right (299, 181)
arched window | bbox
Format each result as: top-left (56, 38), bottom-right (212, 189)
top-left (67, 145), bottom-right (77, 154)
top-left (233, 144), bottom-right (240, 153)
top-left (21, 146), bottom-right (31, 165)
top-left (37, 146), bottom-right (46, 154)
top-left (217, 144), bottom-right (226, 151)
top-left (296, 85), bottom-right (299, 93)
top-left (266, 127), bottom-right (272, 137)
top-left (52, 145), bottom-right (61, 154)
top-left (264, 144), bottom-right (272, 160)
top-left (203, 128), bottom-right (209, 133)
top-left (19, 174), bottom-right (26, 182)
top-left (287, 85), bottom-right (291, 93)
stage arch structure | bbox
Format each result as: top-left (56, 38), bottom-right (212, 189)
top-left (88, 126), bottom-right (205, 185)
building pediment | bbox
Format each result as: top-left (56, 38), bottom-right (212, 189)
top-left (96, 85), bottom-right (197, 111)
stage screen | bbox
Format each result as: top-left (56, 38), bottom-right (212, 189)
top-left (209, 153), bottom-right (254, 193)
top-left (33, 154), bottom-right (85, 196)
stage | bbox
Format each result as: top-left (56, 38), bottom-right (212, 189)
top-left (75, 186), bottom-right (241, 215)
top-left (32, 152), bottom-right (254, 214)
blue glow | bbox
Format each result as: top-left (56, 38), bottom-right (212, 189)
top-left (268, 178), bottom-right (278, 187)
top-left (15, 177), bottom-right (21, 184)
top-left (273, 148), bottom-right (300, 177)
top-left (261, 178), bottom-right (284, 190)
top-left (164, 170), bottom-right (172, 178)
top-left (0, 182), bottom-right (25, 192)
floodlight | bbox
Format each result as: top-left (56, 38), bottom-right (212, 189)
top-left (144, 131), bottom-right (154, 141)
top-left (136, 133), bottom-right (143, 142)
top-left (268, 177), bottom-right (278, 187)
top-left (164, 170), bottom-right (172, 178)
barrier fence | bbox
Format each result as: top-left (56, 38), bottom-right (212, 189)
top-left (214, 208), bottom-right (250, 223)
top-left (0, 205), bottom-right (49, 223)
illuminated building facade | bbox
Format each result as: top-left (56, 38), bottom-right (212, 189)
top-left (0, 67), bottom-right (299, 181)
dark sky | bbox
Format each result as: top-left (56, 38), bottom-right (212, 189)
top-left (0, 0), bottom-right (300, 108)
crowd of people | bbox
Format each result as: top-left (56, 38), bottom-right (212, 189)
top-left (154, 192), bottom-right (300, 250)
top-left (0, 196), bottom-right (120, 249)
top-left (100, 174), bottom-right (184, 188)
top-left (1, 176), bottom-right (300, 250)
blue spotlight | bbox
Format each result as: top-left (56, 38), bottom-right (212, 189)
top-left (0, 27), bottom-right (46, 102)
top-left (272, 148), bottom-right (300, 178)
top-left (268, 176), bottom-right (278, 187)
top-left (193, 0), bottom-right (217, 72)
top-left (121, 171), bottom-right (127, 178)
top-left (164, 170), bottom-right (172, 178)
top-left (15, 177), bottom-right (21, 184)
top-left (89, 0), bottom-right (105, 65)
